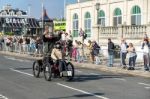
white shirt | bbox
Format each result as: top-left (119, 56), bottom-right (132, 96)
top-left (121, 43), bottom-right (127, 53)
top-left (61, 33), bottom-right (66, 41)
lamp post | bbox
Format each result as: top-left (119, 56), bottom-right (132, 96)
top-left (2, 24), bottom-right (5, 35)
top-left (95, 2), bottom-right (100, 44)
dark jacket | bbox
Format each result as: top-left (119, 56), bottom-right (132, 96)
top-left (108, 41), bottom-right (115, 55)
top-left (42, 33), bottom-right (62, 53)
top-left (92, 43), bottom-right (100, 56)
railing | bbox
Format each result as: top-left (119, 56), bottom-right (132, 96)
top-left (98, 25), bottom-right (147, 39)
top-left (99, 26), bottom-right (118, 38)
top-left (123, 25), bottom-right (147, 39)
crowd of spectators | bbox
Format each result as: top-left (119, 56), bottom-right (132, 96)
top-left (0, 30), bottom-right (150, 71)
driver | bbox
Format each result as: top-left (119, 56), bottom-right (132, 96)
top-left (51, 42), bottom-right (64, 75)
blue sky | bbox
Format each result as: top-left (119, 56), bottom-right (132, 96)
top-left (0, 0), bottom-right (76, 19)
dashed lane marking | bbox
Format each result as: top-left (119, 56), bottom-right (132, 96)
top-left (57, 83), bottom-right (110, 99)
top-left (138, 82), bottom-right (150, 87)
top-left (113, 78), bottom-right (126, 81)
top-left (75, 70), bottom-right (83, 73)
top-left (0, 94), bottom-right (8, 99)
top-left (10, 68), bottom-right (33, 77)
top-left (90, 73), bottom-right (100, 75)
top-left (10, 68), bottom-right (109, 99)
top-left (4, 56), bottom-right (31, 62)
top-left (145, 87), bottom-right (150, 89)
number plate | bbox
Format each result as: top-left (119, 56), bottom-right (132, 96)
top-left (67, 71), bottom-right (72, 76)
top-left (46, 67), bottom-right (49, 71)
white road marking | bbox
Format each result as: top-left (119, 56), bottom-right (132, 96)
top-left (138, 82), bottom-right (150, 87)
top-left (113, 78), bottom-right (126, 81)
top-left (4, 56), bottom-right (31, 62)
top-left (10, 68), bottom-right (33, 77)
top-left (75, 70), bottom-right (83, 73)
top-left (145, 87), bottom-right (150, 89)
top-left (57, 83), bottom-right (109, 99)
top-left (0, 94), bottom-right (8, 99)
top-left (90, 73), bottom-right (100, 75)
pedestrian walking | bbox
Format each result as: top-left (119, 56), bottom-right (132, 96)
top-left (108, 38), bottom-right (115, 67)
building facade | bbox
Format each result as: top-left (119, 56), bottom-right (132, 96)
top-left (66, 0), bottom-right (150, 59)
top-left (66, 0), bottom-right (150, 42)
top-left (0, 5), bottom-right (40, 36)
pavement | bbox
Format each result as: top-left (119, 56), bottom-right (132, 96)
top-left (0, 51), bottom-right (150, 78)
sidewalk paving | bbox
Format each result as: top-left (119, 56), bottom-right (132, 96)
top-left (0, 51), bottom-right (150, 78)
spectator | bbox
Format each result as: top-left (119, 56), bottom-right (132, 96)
top-left (79, 28), bottom-right (85, 44)
top-left (92, 41), bottom-right (101, 65)
top-left (77, 41), bottom-right (84, 63)
top-left (72, 40), bottom-right (78, 61)
top-left (108, 38), bottom-right (115, 67)
top-left (120, 38), bottom-right (128, 69)
top-left (22, 37), bottom-right (26, 54)
top-left (127, 43), bottom-right (137, 70)
top-left (85, 40), bottom-right (94, 63)
top-left (141, 39), bottom-right (150, 71)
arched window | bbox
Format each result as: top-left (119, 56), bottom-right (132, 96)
top-left (113, 8), bottom-right (122, 26)
top-left (72, 13), bottom-right (79, 37)
top-left (98, 10), bottom-right (105, 26)
top-left (84, 12), bottom-right (91, 37)
top-left (131, 5), bottom-right (141, 25)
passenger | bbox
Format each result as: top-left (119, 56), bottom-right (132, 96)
top-left (51, 42), bottom-right (64, 74)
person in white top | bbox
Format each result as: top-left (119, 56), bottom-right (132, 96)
top-left (120, 39), bottom-right (128, 68)
top-left (61, 31), bottom-right (66, 41)
top-left (141, 39), bottom-right (150, 71)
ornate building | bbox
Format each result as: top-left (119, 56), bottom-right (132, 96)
top-left (0, 5), bottom-right (40, 36)
top-left (66, 0), bottom-right (150, 59)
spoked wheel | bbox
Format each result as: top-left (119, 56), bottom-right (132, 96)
top-left (65, 62), bottom-right (74, 81)
top-left (33, 61), bottom-right (40, 78)
top-left (43, 63), bottom-right (52, 81)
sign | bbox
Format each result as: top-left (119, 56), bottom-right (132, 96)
top-left (5, 18), bottom-right (27, 24)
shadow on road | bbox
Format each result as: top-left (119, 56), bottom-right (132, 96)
top-left (14, 67), bottom-right (32, 70)
top-left (48, 93), bottom-right (105, 99)
top-left (70, 74), bottom-right (127, 82)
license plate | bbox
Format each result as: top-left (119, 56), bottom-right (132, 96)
top-left (67, 71), bottom-right (72, 76)
top-left (46, 67), bottom-right (49, 71)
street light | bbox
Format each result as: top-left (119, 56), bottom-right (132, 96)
top-left (95, 2), bottom-right (100, 44)
top-left (2, 24), bottom-right (5, 35)
top-left (95, 2), bottom-right (100, 24)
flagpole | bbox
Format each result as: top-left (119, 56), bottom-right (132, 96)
top-left (41, 0), bottom-right (44, 34)
top-left (64, 0), bottom-right (66, 19)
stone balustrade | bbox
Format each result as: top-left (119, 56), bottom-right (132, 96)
top-left (98, 25), bottom-right (147, 39)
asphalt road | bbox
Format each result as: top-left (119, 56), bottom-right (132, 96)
top-left (0, 54), bottom-right (150, 99)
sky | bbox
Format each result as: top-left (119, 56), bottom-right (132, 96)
top-left (0, 0), bottom-right (76, 19)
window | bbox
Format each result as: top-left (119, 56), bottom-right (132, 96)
top-left (10, 11), bottom-right (14, 16)
top-left (113, 8), bottom-right (122, 26)
top-left (84, 12), bottom-right (91, 37)
top-left (72, 13), bottom-right (79, 37)
top-left (2, 11), bottom-right (7, 16)
top-left (131, 5), bottom-right (141, 25)
top-left (98, 10), bottom-right (105, 26)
